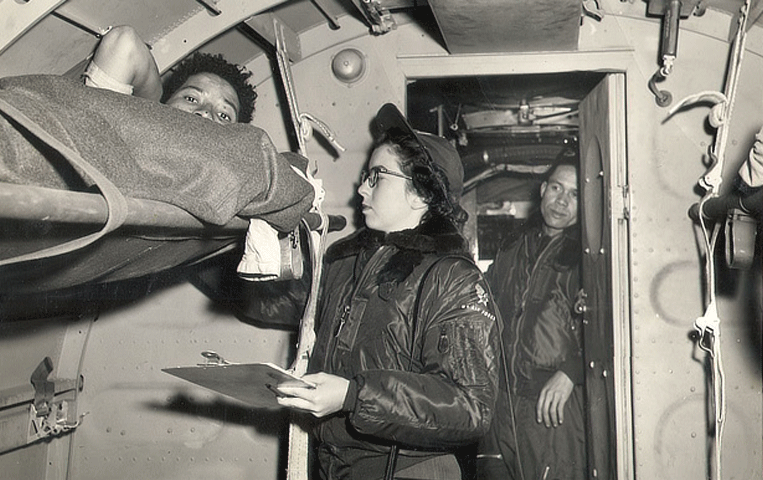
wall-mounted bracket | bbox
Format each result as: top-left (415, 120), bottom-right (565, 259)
top-left (30, 357), bottom-right (55, 417)
top-left (242, 13), bottom-right (302, 62)
top-left (724, 208), bottom-right (757, 269)
top-left (0, 357), bottom-right (82, 454)
top-left (647, 0), bottom-right (701, 74)
top-left (352, 0), bottom-right (397, 34)
top-left (646, 0), bottom-right (703, 106)
top-left (27, 399), bottom-right (80, 444)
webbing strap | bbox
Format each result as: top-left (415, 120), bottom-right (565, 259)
top-left (274, 21), bottom-right (306, 157)
top-left (0, 96), bottom-right (128, 266)
top-left (273, 20), bottom-right (325, 480)
top-left (284, 218), bottom-right (327, 480)
top-left (704, 0), bottom-right (750, 195)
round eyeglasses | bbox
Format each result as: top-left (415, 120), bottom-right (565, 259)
top-left (360, 166), bottom-right (412, 188)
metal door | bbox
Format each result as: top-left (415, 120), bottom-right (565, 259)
top-left (577, 73), bottom-right (630, 480)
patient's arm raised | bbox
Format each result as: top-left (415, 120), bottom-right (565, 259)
top-left (87, 25), bottom-right (162, 101)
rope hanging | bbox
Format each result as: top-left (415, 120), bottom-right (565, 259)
top-left (667, 3), bottom-right (751, 479)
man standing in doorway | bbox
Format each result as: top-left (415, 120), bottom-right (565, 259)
top-left (477, 158), bottom-right (586, 480)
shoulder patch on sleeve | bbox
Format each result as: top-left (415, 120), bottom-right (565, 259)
top-left (475, 284), bottom-right (489, 307)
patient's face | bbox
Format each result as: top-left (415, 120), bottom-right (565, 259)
top-left (165, 72), bottom-right (240, 124)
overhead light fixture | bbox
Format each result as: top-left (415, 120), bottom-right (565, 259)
top-left (331, 48), bottom-right (367, 85)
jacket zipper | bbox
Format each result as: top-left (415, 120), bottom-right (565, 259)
top-left (508, 234), bottom-right (561, 393)
top-left (323, 245), bottom-right (389, 369)
top-left (334, 305), bottom-right (351, 337)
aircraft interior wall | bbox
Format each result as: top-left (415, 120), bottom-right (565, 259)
top-left (0, 2), bottom-right (761, 479)
top-left (249, 16), bottom-right (762, 479)
top-left (1, 280), bottom-right (294, 480)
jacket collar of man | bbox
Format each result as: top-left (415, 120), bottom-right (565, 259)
top-left (532, 221), bottom-right (580, 270)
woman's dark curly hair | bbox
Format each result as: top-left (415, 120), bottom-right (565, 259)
top-left (374, 127), bottom-right (468, 227)
top-left (161, 52), bottom-right (257, 123)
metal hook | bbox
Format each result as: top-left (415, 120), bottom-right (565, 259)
top-left (648, 70), bottom-right (672, 107)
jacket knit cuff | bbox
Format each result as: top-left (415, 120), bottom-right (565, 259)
top-left (559, 356), bottom-right (585, 385)
top-left (342, 378), bottom-right (359, 412)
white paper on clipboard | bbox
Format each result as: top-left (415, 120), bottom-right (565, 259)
top-left (162, 361), bottom-right (314, 409)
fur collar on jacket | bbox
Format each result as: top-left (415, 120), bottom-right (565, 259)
top-left (326, 216), bottom-right (470, 284)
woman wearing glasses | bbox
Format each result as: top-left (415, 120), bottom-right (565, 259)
top-left (276, 103), bottom-right (500, 480)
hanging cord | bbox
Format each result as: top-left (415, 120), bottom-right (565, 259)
top-left (693, 197), bottom-right (726, 480)
top-left (668, 0), bottom-right (750, 196)
top-left (648, 69), bottom-right (673, 107)
top-left (669, 3), bottom-right (751, 479)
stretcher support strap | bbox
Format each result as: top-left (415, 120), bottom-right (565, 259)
top-left (273, 18), bottom-right (329, 480)
top-left (0, 96), bottom-right (128, 266)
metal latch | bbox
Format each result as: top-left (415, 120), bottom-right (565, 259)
top-left (200, 351), bottom-right (231, 365)
top-left (30, 357), bottom-right (55, 417)
top-left (27, 357), bottom-right (82, 444)
top-left (354, 0), bottom-right (396, 34)
top-left (574, 289), bottom-right (588, 315)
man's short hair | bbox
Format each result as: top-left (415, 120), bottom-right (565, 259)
top-left (161, 52), bottom-right (258, 123)
top-left (545, 146), bottom-right (579, 180)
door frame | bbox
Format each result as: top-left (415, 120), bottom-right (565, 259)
top-left (401, 54), bottom-right (633, 480)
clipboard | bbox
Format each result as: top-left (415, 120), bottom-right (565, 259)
top-left (162, 361), bottom-right (314, 409)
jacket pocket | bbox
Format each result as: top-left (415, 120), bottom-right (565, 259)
top-left (436, 319), bottom-right (492, 387)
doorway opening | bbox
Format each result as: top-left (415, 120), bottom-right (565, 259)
top-left (406, 72), bottom-right (603, 265)
top-left (406, 71), bottom-right (629, 480)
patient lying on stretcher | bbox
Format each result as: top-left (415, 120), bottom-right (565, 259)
top-left (82, 26), bottom-right (317, 281)
top-left (0, 26), bottom-right (320, 278)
